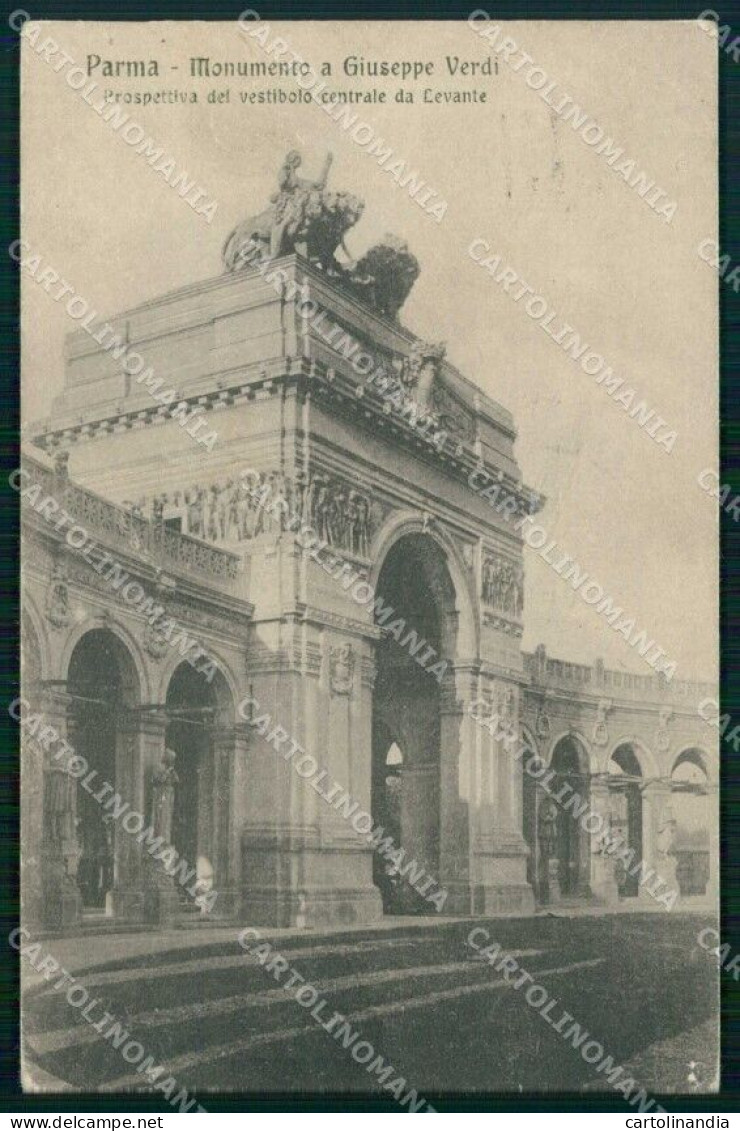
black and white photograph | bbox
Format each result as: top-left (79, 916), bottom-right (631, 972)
top-left (10, 12), bottom-right (728, 1116)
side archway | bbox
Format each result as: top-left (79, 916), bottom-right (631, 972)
top-left (65, 627), bottom-right (143, 913)
top-left (607, 742), bottom-right (647, 898)
top-left (547, 732), bottom-right (591, 897)
top-left (671, 747), bottom-right (711, 897)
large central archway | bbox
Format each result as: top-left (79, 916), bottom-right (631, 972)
top-left (370, 531), bottom-right (459, 914)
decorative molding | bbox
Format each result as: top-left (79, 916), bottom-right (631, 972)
top-left (329, 643), bottom-right (355, 695)
top-left (44, 556), bottom-right (72, 630)
top-left (482, 610), bottom-right (524, 637)
top-left (300, 605), bottom-right (380, 639)
top-left (143, 574), bottom-right (176, 661)
top-left (535, 691), bottom-right (552, 740)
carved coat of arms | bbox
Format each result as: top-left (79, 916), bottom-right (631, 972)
top-left (45, 560), bottom-right (71, 629)
top-left (330, 643), bottom-right (355, 695)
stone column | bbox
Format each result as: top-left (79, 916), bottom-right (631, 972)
top-left (448, 666), bottom-right (534, 917)
top-left (300, 633), bottom-right (381, 926)
top-left (42, 689), bottom-right (81, 929)
top-left (210, 724), bottom-right (243, 917)
top-left (111, 719), bottom-right (146, 920)
top-left (399, 761), bottom-right (438, 911)
top-left (438, 666), bottom-right (474, 914)
top-left (241, 612), bottom-right (382, 928)
top-left (20, 729), bottom-right (45, 932)
top-left (588, 775), bottom-right (620, 906)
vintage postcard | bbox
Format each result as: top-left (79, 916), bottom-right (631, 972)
top-left (16, 16), bottom-right (720, 1108)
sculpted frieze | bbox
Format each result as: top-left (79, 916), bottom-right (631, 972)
top-left (482, 552), bottom-right (523, 620)
top-left (139, 468), bottom-right (385, 562)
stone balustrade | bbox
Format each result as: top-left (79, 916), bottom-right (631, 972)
top-left (21, 453), bottom-right (241, 586)
top-left (523, 645), bottom-right (714, 706)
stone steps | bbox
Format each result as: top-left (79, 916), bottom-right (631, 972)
top-left (23, 918), bottom-right (604, 1090)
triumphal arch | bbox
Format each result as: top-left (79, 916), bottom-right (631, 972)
top-left (21, 151), bottom-right (716, 931)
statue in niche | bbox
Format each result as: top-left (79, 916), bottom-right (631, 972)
top-left (150, 748), bottom-right (179, 847)
top-left (45, 760), bottom-right (77, 849)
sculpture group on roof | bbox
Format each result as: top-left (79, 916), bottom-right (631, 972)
top-left (222, 150), bottom-right (421, 321)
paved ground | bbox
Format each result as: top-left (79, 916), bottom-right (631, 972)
top-left (22, 912), bottom-right (719, 1098)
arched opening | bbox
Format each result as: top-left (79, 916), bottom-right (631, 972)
top-left (164, 662), bottom-right (233, 909)
top-left (371, 533), bottom-right (454, 915)
top-left (550, 735), bottom-right (590, 897)
top-left (671, 749), bottom-right (710, 897)
top-left (608, 744), bottom-right (644, 898)
top-left (67, 629), bottom-right (140, 914)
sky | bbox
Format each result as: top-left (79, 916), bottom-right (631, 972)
top-left (20, 19), bottom-right (718, 679)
